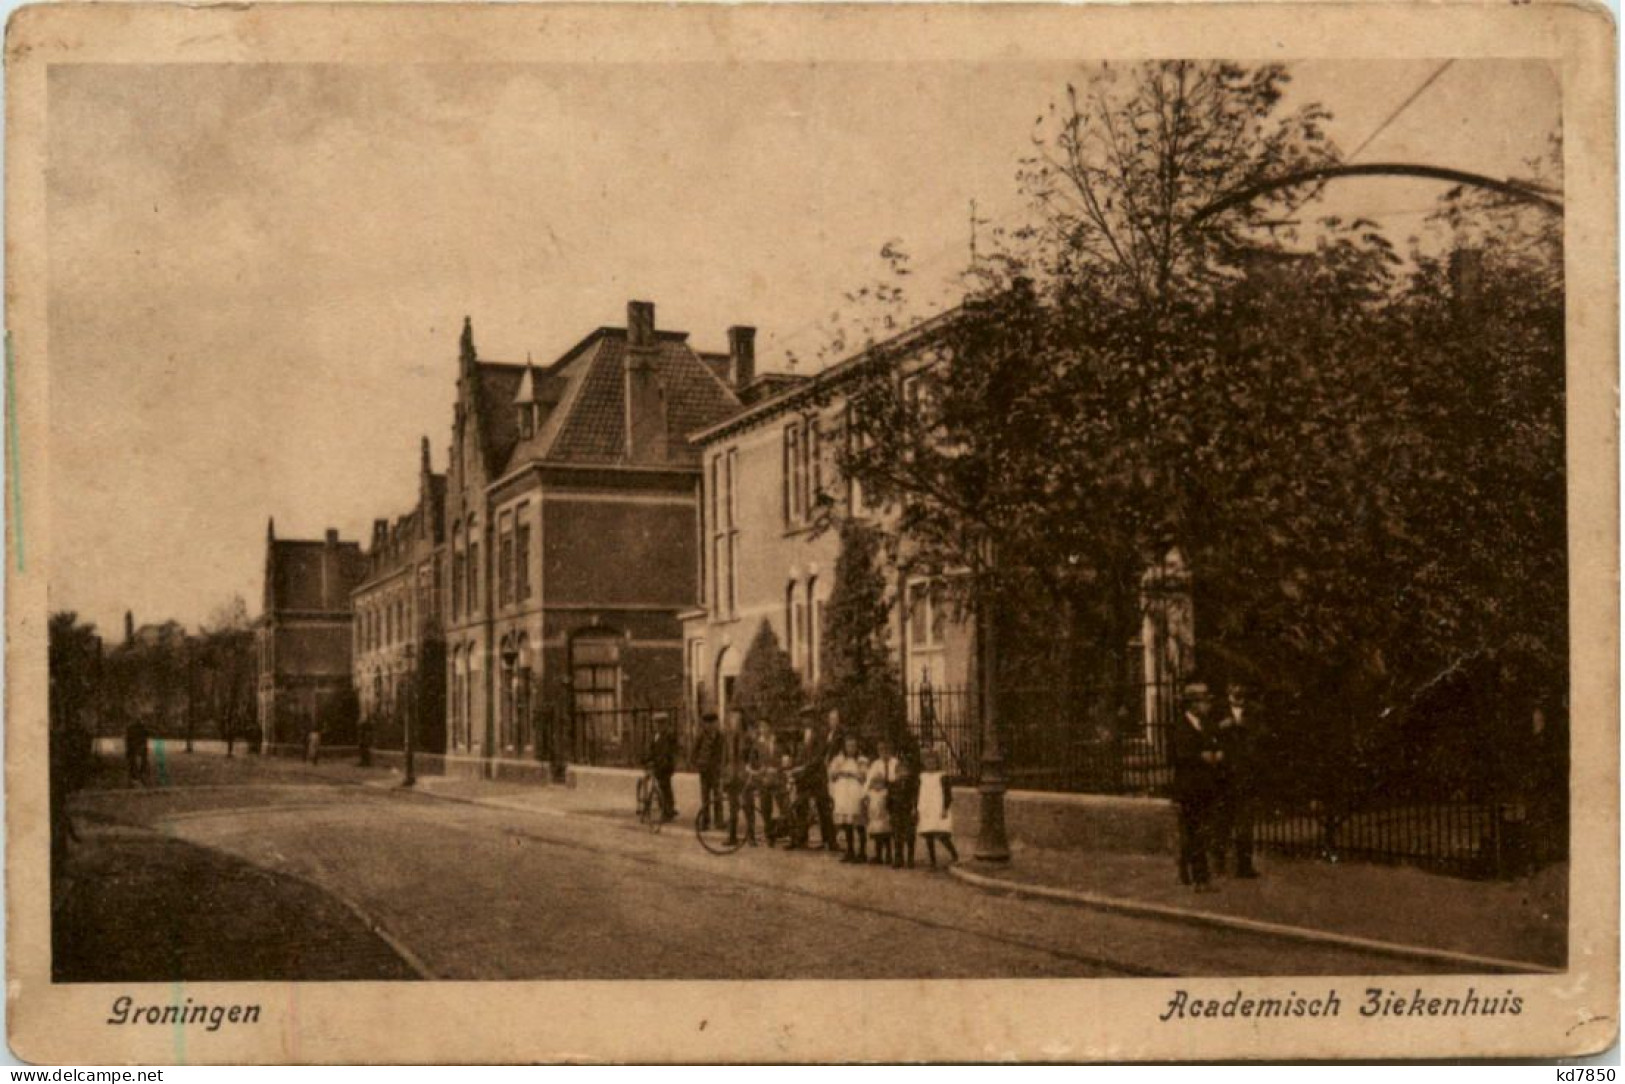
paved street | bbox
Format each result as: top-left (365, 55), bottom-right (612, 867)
top-left (61, 753), bottom-right (1448, 981)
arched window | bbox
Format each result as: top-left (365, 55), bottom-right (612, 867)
top-left (806, 576), bottom-right (820, 685)
top-left (785, 580), bottom-right (798, 670)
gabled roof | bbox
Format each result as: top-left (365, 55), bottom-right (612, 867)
top-left (490, 328), bottom-right (742, 472)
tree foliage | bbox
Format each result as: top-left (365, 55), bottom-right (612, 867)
top-left (833, 60), bottom-right (1565, 797)
top-left (818, 520), bottom-right (904, 742)
top-left (732, 619), bottom-right (804, 731)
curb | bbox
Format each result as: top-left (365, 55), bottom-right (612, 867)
top-left (77, 818), bottom-right (438, 982)
top-left (947, 864), bottom-right (1562, 975)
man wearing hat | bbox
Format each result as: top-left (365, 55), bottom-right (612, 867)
top-left (691, 711), bottom-right (725, 831)
top-left (1216, 682), bottom-right (1261, 879)
top-left (1171, 681), bottom-right (1224, 892)
top-left (792, 706), bottom-right (837, 850)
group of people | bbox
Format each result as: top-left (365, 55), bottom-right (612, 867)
top-left (1170, 680), bottom-right (1262, 892)
top-left (667, 706), bottom-right (960, 868)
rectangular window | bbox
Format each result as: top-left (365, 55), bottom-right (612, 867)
top-left (725, 448), bottom-right (739, 618)
top-left (808, 420), bottom-right (822, 510)
top-left (515, 510), bottom-right (532, 603)
top-left (812, 598), bottom-right (824, 685)
top-left (498, 515), bottom-right (514, 606)
top-left (782, 426), bottom-right (796, 525)
top-left (907, 580), bottom-right (947, 649)
top-left (710, 454), bottom-right (723, 614)
top-left (468, 539), bottom-right (480, 614)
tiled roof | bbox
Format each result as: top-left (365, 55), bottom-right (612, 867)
top-left (492, 329), bottom-right (742, 472)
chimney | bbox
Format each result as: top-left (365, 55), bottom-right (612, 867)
top-left (325, 528), bottom-right (339, 547)
top-left (727, 326), bottom-right (756, 389)
top-left (625, 314), bottom-right (668, 463)
top-left (627, 300), bottom-right (656, 352)
top-left (124, 611), bottom-right (134, 645)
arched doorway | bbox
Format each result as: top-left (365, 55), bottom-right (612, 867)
top-left (499, 632), bottom-right (532, 755)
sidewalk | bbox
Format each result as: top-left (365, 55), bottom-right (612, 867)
top-left (950, 843), bottom-right (1567, 971)
top-left (335, 756), bottom-right (1569, 972)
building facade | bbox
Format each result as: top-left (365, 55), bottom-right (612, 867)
top-left (255, 521), bottom-right (367, 749)
top-left (352, 438), bottom-right (448, 754)
top-left (682, 307), bottom-right (978, 732)
top-left (433, 301), bottom-right (747, 770)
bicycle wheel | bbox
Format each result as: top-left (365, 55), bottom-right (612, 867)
top-left (695, 809), bottom-right (744, 855)
top-left (635, 776), bottom-right (657, 830)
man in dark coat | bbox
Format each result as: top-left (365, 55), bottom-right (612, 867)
top-left (1170, 682), bottom-right (1223, 892)
top-left (124, 718), bottom-right (149, 785)
top-left (790, 710), bottom-right (835, 849)
top-left (691, 711), bottom-right (725, 830)
top-left (1216, 682), bottom-right (1261, 878)
top-left (646, 712), bottom-right (679, 821)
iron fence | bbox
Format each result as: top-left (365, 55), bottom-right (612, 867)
top-left (904, 681), bottom-right (1566, 879)
top-left (907, 682), bottom-right (1178, 796)
top-left (1251, 797), bottom-right (1565, 880)
top-left (567, 705), bottom-right (684, 770)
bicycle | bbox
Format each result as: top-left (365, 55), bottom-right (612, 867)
top-left (696, 765), bottom-right (826, 855)
top-left (635, 770), bottom-right (664, 833)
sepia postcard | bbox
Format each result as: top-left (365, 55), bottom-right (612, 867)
top-left (6, 0), bottom-right (1617, 1065)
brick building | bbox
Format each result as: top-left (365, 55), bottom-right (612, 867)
top-left (255, 520), bottom-right (367, 750)
top-left (352, 437), bottom-right (447, 756)
top-left (682, 307), bottom-right (978, 730)
top-left (436, 301), bottom-right (746, 772)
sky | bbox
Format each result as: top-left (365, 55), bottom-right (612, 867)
top-left (44, 59), bottom-right (1560, 637)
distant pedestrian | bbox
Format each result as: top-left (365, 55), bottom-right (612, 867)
top-left (305, 715), bottom-right (322, 765)
top-left (124, 719), bottom-right (149, 785)
top-left (691, 712), bottom-right (725, 831)
top-left (646, 713), bottom-right (678, 821)
top-left (1171, 682), bottom-right (1223, 892)
top-left (915, 748), bottom-right (958, 868)
top-left (865, 738), bottom-right (898, 866)
top-left (1215, 682), bottom-right (1260, 879)
top-left (829, 733), bottom-right (869, 864)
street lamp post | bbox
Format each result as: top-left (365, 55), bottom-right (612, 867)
top-left (402, 643), bottom-right (417, 787)
top-left (973, 582), bottom-right (1011, 863)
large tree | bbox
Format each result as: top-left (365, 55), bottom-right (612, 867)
top-left (837, 60), bottom-right (1565, 805)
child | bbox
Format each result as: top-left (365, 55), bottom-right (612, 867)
top-left (865, 738), bottom-right (897, 865)
top-left (888, 751), bottom-right (918, 869)
top-left (916, 748), bottom-right (959, 868)
top-left (828, 734), bottom-right (869, 864)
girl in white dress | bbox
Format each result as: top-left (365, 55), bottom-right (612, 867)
top-left (827, 734), bottom-right (870, 864)
top-left (865, 738), bottom-right (898, 865)
top-left (916, 747), bottom-right (959, 868)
